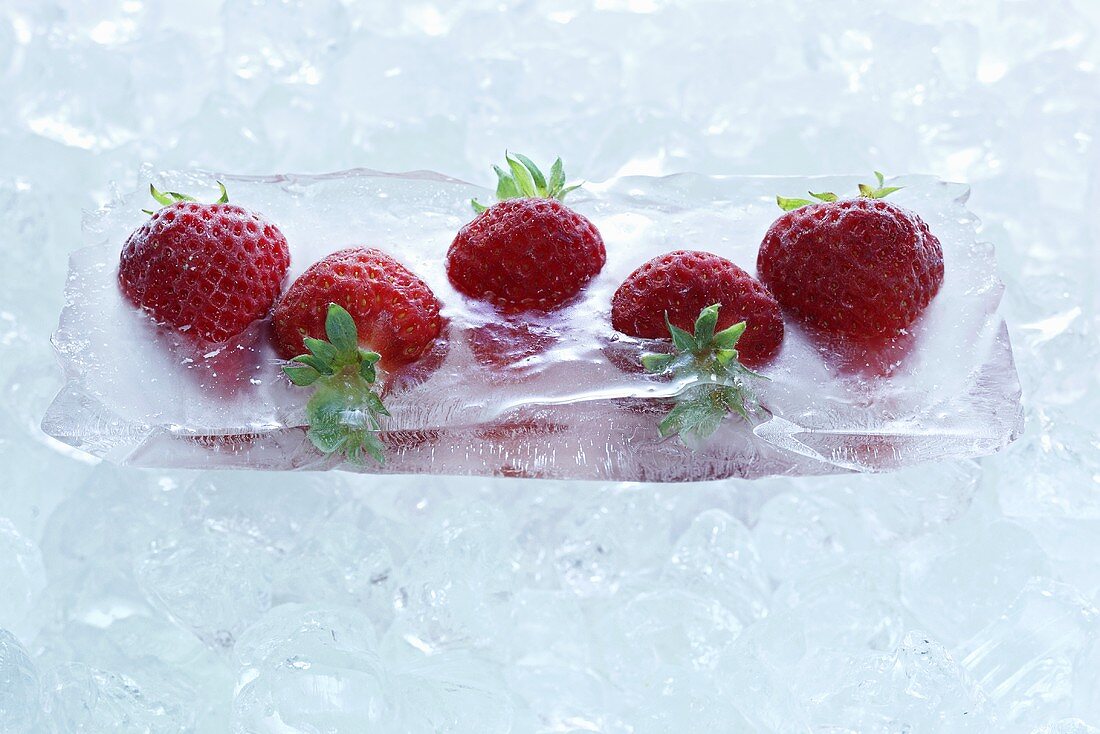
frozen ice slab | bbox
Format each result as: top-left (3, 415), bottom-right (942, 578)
top-left (41, 169), bottom-right (1022, 481)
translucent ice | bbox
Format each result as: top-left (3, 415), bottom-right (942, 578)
top-left (552, 484), bottom-right (673, 598)
top-left (42, 170), bottom-right (1022, 480)
top-left (271, 514), bottom-right (397, 628)
top-left (6, 0), bottom-right (1100, 729)
top-left (596, 589), bottom-right (744, 690)
top-left (753, 491), bottom-right (874, 582)
top-left (0, 518), bottom-right (45, 637)
top-left (901, 518), bottom-right (1050, 643)
top-left (387, 502), bottom-right (515, 655)
top-left (957, 579), bottom-right (1097, 727)
top-left (135, 534), bottom-right (273, 650)
top-left (385, 651), bottom-right (514, 734)
top-left (661, 508), bottom-right (770, 624)
top-left (796, 631), bottom-right (990, 732)
top-left (774, 555), bottom-right (906, 651)
top-left (0, 630), bottom-right (39, 734)
top-left (41, 662), bottom-right (193, 734)
top-left (233, 605), bottom-right (386, 732)
top-left (1032, 721), bottom-right (1100, 734)
top-left (627, 670), bottom-right (754, 734)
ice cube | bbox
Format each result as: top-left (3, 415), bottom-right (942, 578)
top-left (1072, 628), bottom-right (1100, 724)
top-left (222, 0), bottom-right (350, 89)
top-left (795, 631), bottom-right (990, 733)
top-left (1031, 721), bottom-right (1100, 734)
top-left (385, 650), bottom-right (514, 734)
top-left (233, 604), bottom-right (386, 732)
top-left (595, 589), bottom-right (743, 691)
top-left (957, 579), bottom-right (1097, 728)
top-left (662, 508), bottom-right (770, 624)
top-left (135, 534), bottom-right (273, 650)
top-left (774, 555), bottom-right (907, 651)
top-left (901, 518), bottom-right (1051, 644)
top-left (387, 502), bottom-right (515, 657)
top-left (0, 630), bottom-right (39, 734)
top-left (753, 491), bottom-right (874, 582)
top-left (709, 614), bottom-right (813, 732)
top-left (271, 514), bottom-right (397, 628)
top-left (42, 170), bottom-right (1022, 481)
top-left (553, 483), bottom-right (673, 597)
top-left (39, 465), bottom-right (183, 578)
top-left (826, 460), bottom-right (983, 543)
top-left (627, 669), bottom-right (754, 734)
top-left (499, 589), bottom-right (591, 668)
top-left (0, 518), bottom-right (45, 638)
top-left (41, 663), bottom-right (193, 734)
top-left (507, 665), bottom-right (624, 733)
top-left (181, 469), bottom-right (347, 557)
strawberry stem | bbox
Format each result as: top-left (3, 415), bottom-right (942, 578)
top-left (775, 172), bottom-right (902, 211)
top-left (641, 304), bottom-right (765, 442)
top-left (471, 152), bottom-right (583, 213)
top-left (142, 181), bottom-right (229, 215)
top-left (283, 303), bottom-right (389, 464)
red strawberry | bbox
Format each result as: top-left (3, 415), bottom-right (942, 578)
top-left (446, 153), bottom-right (605, 312)
top-left (273, 247), bottom-right (441, 367)
top-left (118, 183), bottom-right (290, 344)
top-left (757, 174), bottom-right (944, 340)
top-left (610, 250), bottom-right (784, 368)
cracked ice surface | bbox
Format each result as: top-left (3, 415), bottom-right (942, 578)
top-left (1, 0), bottom-right (1100, 731)
top-left (45, 170), bottom-right (1020, 480)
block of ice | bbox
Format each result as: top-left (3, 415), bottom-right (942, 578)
top-left (42, 169), bottom-right (1022, 481)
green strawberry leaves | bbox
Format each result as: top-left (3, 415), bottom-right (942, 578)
top-left (143, 181), bottom-right (229, 215)
top-left (471, 152), bottom-right (583, 213)
top-left (859, 171), bottom-right (903, 199)
top-left (776, 171), bottom-right (901, 211)
top-left (282, 303), bottom-right (389, 465)
top-left (641, 304), bottom-right (765, 442)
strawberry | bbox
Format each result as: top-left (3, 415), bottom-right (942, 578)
top-left (610, 250), bottom-right (784, 368)
top-left (272, 247), bottom-right (442, 368)
top-left (118, 183), bottom-right (290, 345)
top-left (446, 153), bottom-right (605, 312)
top-left (281, 304), bottom-right (391, 464)
top-left (757, 173), bottom-right (944, 340)
top-left (639, 303), bottom-right (765, 442)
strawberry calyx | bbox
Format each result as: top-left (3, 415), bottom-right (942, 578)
top-left (283, 303), bottom-right (390, 464)
top-left (640, 303), bottom-right (765, 442)
top-left (142, 181), bottom-right (229, 215)
top-left (471, 152), bottom-right (583, 213)
top-left (776, 171), bottom-right (902, 212)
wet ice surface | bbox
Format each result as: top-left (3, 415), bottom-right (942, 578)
top-left (3, 0), bottom-right (1100, 731)
top-left (44, 170), bottom-right (1020, 480)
